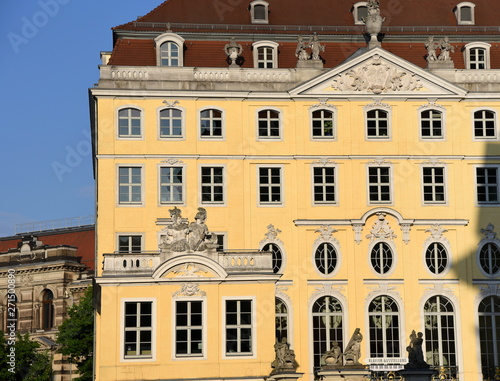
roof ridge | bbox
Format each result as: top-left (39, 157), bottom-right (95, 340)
top-left (112, 0), bottom-right (171, 30)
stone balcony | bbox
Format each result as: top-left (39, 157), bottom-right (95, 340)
top-left (101, 250), bottom-right (273, 277)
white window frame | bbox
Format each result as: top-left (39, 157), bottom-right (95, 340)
top-left (157, 105), bottom-right (185, 140)
top-left (257, 165), bottom-right (284, 207)
top-left (198, 106), bottom-right (225, 140)
top-left (312, 240), bottom-right (342, 277)
top-left (154, 33), bottom-right (185, 67)
top-left (249, 0), bottom-right (269, 24)
top-left (477, 242), bottom-right (500, 278)
top-left (222, 297), bottom-right (256, 359)
top-left (421, 165), bottom-right (447, 205)
top-left (475, 165), bottom-right (500, 206)
top-left (423, 242), bottom-right (451, 277)
top-left (368, 240), bottom-right (397, 277)
top-left (418, 103), bottom-right (446, 141)
top-left (364, 101), bottom-right (392, 141)
top-left (117, 165), bottom-right (144, 207)
top-left (199, 164), bottom-right (226, 206)
top-left (121, 298), bottom-right (156, 362)
top-left (464, 42), bottom-right (491, 69)
top-left (423, 295), bottom-right (458, 367)
top-left (367, 165), bottom-right (393, 205)
top-left (472, 108), bottom-right (498, 141)
top-left (252, 41), bottom-right (279, 69)
top-left (158, 163), bottom-right (186, 206)
top-left (116, 105), bottom-right (144, 140)
top-left (310, 105), bottom-right (337, 141)
top-left (172, 298), bottom-right (207, 360)
top-left (352, 2), bottom-right (368, 25)
top-left (454, 2), bottom-right (475, 25)
top-left (367, 294), bottom-right (402, 359)
top-left (311, 164), bottom-right (338, 205)
top-left (477, 295), bottom-right (500, 373)
top-left (117, 233), bottom-right (144, 253)
top-left (256, 107), bottom-right (283, 141)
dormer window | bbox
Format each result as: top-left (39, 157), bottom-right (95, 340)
top-left (252, 41), bottom-right (279, 68)
top-left (352, 2), bottom-right (368, 25)
top-left (250, 0), bottom-right (269, 24)
top-left (464, 42), bottom-right (491, 69)
top-left (454, 2), bottom-right (475, 25)
top-left (154, 32), bottom-right (185, 67)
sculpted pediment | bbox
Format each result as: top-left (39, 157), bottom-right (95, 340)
top-left (163, 263), bottom-right (217, 279)
top-left (291, 47), bottom-right (466, 98)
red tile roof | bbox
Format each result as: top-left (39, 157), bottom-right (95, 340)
top-left (114, 0), bottom-right (500, 31)
top-left (0, 228), bottom-right (95, 270)
top-left (107, 39), bottom-right (487, 69)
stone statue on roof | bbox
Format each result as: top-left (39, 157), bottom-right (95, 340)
top-left (438, 36), bottom-right (454, 61)
top-left (295, 36), bottom-right (310, 61)
top-left (425, 36), bottom-right (439, 62)
top-left (224, 37), bottom-right (243, 67)
top-left (309, 34), bottom-right (325, 61)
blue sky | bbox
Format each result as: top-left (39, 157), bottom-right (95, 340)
top-left (0, 0), bottom-right (162, 237)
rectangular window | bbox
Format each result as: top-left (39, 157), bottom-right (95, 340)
top-left (313, 167), bottom-right (336, 204)
top-left (225, 300), bottom-right (253, 355)
top-left (477, 167), bottom-right (499, 204)
top-left (119, 167), bottom-right (142, 204)
top-left (474, 110), bottom-right (496, 139)
top-left (124, 301), bottom-right (153, 358)
top-left (176, 301), bottom-right (203, 357)
top-left (259, 167), bottom-right (282, 205)
top-left (257, 47), bottom-right (274, 68)
top-left (215, 233), bottom-right (226, 252)
top-left (200, 109), bottom-right (223, 138)
top-left (368, 167), bottom-right (391, 204)
top-left (160, 109), bottom-right (183, 138)
top-left (201, 167), bottom-right (224, 204)
top-left (312, 109), bottom-right (334, 139)
top-left (423, 167), bottom-right (446, 204)
top-left (118, 108), bottom-right (141, 138)
top-left (118, 235), bottom-right (142, 253)
top-left (160, 167), bottom-right (183, 204)
top-left (258, 110), bottom-right (280, 139)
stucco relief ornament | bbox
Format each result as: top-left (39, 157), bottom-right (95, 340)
top-left (331, 55), bottom-right (422, 94)
top-left (366, 213), bottom-right (396, 241)
top-left (480, 223), bottom-right (497, 242)
top-left (224, 37), bottom-right (243, 67)
top-left (260, 224), bottom-right (283, 247)
top-left (172, 283), bottom-right (206, 298)
top-left (424, 224), bottom-right (449, 246)
top-left (172, 263), bottom-right (208, 277)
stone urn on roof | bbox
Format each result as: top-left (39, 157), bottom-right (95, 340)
top-left (363, 0), bottom-right (385, 49)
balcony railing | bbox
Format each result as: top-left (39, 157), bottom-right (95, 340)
top-left (101, 250), bottom-right (273, 276)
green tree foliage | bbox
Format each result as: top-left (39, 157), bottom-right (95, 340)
top-left (57, 286), bottom-right (94, 381)
top-left (0, 332), bottom-right (53, 381)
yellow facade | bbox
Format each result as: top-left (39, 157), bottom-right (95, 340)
top-left (92, 38), bottom-right (500, 381)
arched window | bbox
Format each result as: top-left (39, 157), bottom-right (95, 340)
top-left (479, 296), bottom-right (500, 377)
top-left (420, 109), bottom-right (444, 139)
top-left (425, 242), bottom-right (448, 275)
top-left (154, 33), bottom-right (185, 67)
top-left (368, 295), bottom-right (400, 358)
top-left (42, 289), bottom-right (54, 330)
top-left (314, 242), bottom-right (338, 275)
top-left (370, 242), bottom-right (393, 275)
top-left (479, 242), bottom-right (500, 276)
top-left (311, 109), bottom-right (335, 139)
top-left (200, 108), bottom-right (223, 138)
top-left (249, 1), bottom-right (269, 24)
top-left (464, 42), bottom-right (491, 69)
top-left (366, 109), bottom-right (389, 139)
top-left (454, 2), bottom-right (475, 25)
top-left (312, 296), bottom-right (343, 368)
top-left (473, 109), bottom-right (497, 139)
top-left (159, 108), bottom-right (183, 138)
top-left (262, 243), bottom-right (283, 273)
top-left (352, 2), bottom-right (368, 24)
top-left (257, 109), bottom-right (281, 139)
top-left (275, 298), bottom-right (289, 343)
top-left (118, 107), bottom-right (142, 138)
top-left (252, 41), bottom-right (279, 69)
top-left (424, 295), bottom-right (457, 366)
